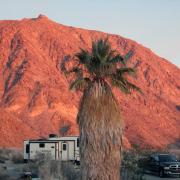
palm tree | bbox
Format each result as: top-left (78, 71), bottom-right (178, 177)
top-left (61, 38), bottom-right (141, 180)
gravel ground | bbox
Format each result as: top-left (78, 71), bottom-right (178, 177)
top-left (144, 174), bottom-right (180, 180)
top-left (0, 161), bottom-right (27, 179)
top-left (1, 161), bottom-right (180, 180)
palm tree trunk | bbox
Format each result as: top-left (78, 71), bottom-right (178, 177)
top-left (77, 80), bottom-right (123, 180)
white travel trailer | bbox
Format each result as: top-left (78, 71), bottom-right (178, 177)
top-left (24, 136), bottom-right (80, 163)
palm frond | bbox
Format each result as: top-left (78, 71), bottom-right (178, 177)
top-left (61, 38), bottom-right (141, 95)
top-left (66, 67), bottom-right (83, 78)
top-left (92, 38), bottom-right (112, 64)
top-left (70, 77), bottom-right (91, 91)
top-left (110, 72), bottom-right (142, 94)
top-left (109, 50), bottom-right (133, 65)
top-left (75, 49), bottom-right (91, 65)
top-left (116, 67), bottom-right (137, 77)
top-left (92, 40), bottom-right (99, 60)
top-left (109, 54), bottom-right (124, 64)
top-left (98, 38), bottom-right (111, 59)
top-left (111, 76), bottom-right (130, 94)
top-left (126, 81), bottom-right (143, 94)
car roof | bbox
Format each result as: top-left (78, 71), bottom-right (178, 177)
top-left (153, 153), bottom-right (171, 156)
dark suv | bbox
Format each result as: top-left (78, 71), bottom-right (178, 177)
top-left (142, 153), bottom-right (180, 177)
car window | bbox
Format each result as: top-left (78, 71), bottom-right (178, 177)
top-left (154, 155), bottom-right (159, 161)
top-left (149, 156), bottom-right (155, 162)
top-left (149, 155), bottom-right (158, 162)
top-left (159, 155), bottom-right (177, 162)
top-left (31, 173), bottom-right (39, 178)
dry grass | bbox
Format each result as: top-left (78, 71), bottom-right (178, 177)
top-left (2, 146), bottom-right (179, 180)
top-left (61, 162), bottom-right (80, 180)
top-left (0, 148), bottom-right (12, 161)
top-left (26, 153), bottom-right (80, 180)
top-left (0, 148), bottom-right (23, 163)
top-left (11, 152), bottom-right (24, 164)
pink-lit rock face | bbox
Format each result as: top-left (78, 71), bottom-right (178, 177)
top-left (0, 16), bottom-right (179, 148)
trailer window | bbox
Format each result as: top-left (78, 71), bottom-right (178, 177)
top-left (63, 144), bottom-right (66, 151)
top-left (39, 143), bottom-right (45, 148)
top-left (77, 138), bottom-right (79, 147)
top-left (26, 144), bottom-right (29, 153)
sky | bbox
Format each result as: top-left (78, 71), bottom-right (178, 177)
top-left (0, 0), bottom-right (179, 67)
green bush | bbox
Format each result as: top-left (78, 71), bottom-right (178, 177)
top-left (121, 149), bottom-right (145, 180)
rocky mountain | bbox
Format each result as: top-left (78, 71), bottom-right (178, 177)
top-left (0, 15), bottom-right (179, 148)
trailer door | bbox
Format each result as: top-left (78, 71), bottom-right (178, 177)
top-left (68, 141), bottom-right (75, 160)
top-left (61, 142), bottom-right (68, 161)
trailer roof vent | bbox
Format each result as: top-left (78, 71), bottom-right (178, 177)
top-left (49, 134), bottom-right (58, 138)
top-left (37, 138), bottom-right (47, 141)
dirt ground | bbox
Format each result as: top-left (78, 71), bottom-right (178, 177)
top-left (0, 160), bottom-right (28, 179)
top-left (1, 160), bottom-right (180, 180)
top-left (144, 174), bottom-right (180, 180)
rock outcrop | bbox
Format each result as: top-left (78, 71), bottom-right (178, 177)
top-left (0, 15), bottom-right (179, 148)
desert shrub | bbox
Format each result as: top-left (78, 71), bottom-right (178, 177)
top-left (61, 162), bottom-right (80, 180)
top-left (38, 157), bottom-right (54, 180)
top-left (120, 146), bottom-right (174, 180)
top-left (26, 153), bottom-right (54, 180)
top-left (0, 148), bottom-right (23, 164)
top-left (121, 147), bottom-right (146, 180)
top-left (0, 148), bottom-right (12, 161)
top-left (166, 141), bottom-right (180, 160)
top-left (11, 150), bottom-right (24, 164)
top-left (35, 154), bottom-right (80, 180)
top-left (26, 153), bottom-right (80, 180)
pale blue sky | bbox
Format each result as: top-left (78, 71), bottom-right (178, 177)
top-left (0, 0), bottom-right (179, 66)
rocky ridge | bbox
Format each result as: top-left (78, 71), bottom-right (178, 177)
top-left (0, 15), bottom-right (179, 148)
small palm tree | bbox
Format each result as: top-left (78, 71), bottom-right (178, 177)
top-left (61, 38), bottom-right (141, 180)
